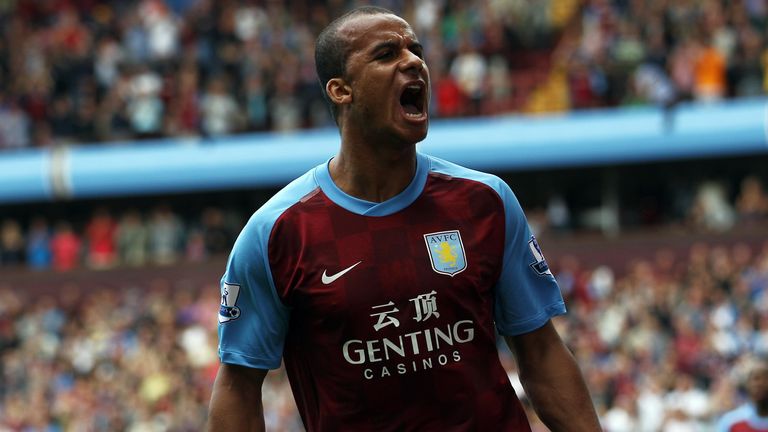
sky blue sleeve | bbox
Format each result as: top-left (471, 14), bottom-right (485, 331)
top-left (492, 181), bottom-right (566, 336)
top-left (715, 406), bottom-right (751, 432)
top-left (424, 155), bottom-right (565, 336)
top-left (217, 207), bottom-right (291, 370)
top-left (715, 415), bottom-right (730, 432)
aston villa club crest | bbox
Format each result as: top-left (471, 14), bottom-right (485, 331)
top-left (423, 230), bottom-right (467, 277)
top-left (219, 282), bottom-right (242, 323)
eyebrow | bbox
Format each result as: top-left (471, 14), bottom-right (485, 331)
top-left (369, 40), bottom-right (423, 56)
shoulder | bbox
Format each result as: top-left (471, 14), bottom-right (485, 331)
top-left (424, 154), bottom-right (511, 199)
top-left (235, 166), bottom-right (321, 252)
top-left (718, 404), bottom-right (754, 432)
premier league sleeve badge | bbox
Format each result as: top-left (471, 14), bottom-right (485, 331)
top-left (218, 282), bottom-right (242, 323)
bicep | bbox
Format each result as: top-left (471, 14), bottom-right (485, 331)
top-left (207, 363), bottom-right (268, 431)
top-left (492, 183), bottom-right (565, 336)
top-left (505, 319), bottom-right (565, 367)
top-left (214, 362), bottom-right (268, 390)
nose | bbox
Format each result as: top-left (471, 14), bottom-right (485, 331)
top-left (399, 50), bottom-right (425, 75)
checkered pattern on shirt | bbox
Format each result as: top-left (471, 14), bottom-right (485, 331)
top-left (267, 172), bottom-right (531, 432)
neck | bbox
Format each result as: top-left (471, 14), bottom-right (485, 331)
top-left (329, 140), bottom-right (418, 203)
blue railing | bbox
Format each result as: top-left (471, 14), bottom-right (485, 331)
top-left (1, 98), bottom-right (766, 204)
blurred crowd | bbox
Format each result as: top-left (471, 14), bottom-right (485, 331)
top-left (0, 175), bottom-right (764, 431)
top-left (551, 237), bottom-right (768, 431)
top-left (1, 174), bottom-right (767, 272)
top-left (1, 228), bottom-right (768, 430)
top-left (558, 0), bottom-right (768, 110)
top-left (2, 1), bottom-right (768, 429)
top-left (0, 182), bottom-right (765, 430)
top-left (0, 205), bottom-right (241, 272)
top-left (528, 173), bottom-right (768, 237)
top-left (2, 173), bottom-right (768, 272)
top-left (0, 280), bottom-right (220, 431)
top-left (0, 0), bottom-right (766, 150)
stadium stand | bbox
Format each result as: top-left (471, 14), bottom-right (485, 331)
top-left (0, 0), bottom-right (765, 148)
top-left (2, 216), bottom-right (768, 430)
top-left (1, 0), bottom-right (768, 430)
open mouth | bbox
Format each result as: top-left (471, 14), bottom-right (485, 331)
top-left (399, 83), bottom-right (426, 118)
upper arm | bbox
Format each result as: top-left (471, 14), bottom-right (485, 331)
top-left (207, 363), bottom-right (268, 431)
top-left (218, 214), bottom-right (291, 370)
top-left (491, 180), bottom-right (565, 335)
top-left (214, 362), bottom-right (269, 392)
top-left (504, 319), bottom-right (565, 367)
top-left (213, 363), bottom-right (267, 399)
top-left (505, 320), bottom-right (601, 431)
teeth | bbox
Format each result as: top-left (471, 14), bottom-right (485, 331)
top-left (405, 112), bottom-right (422, 118)
top-left (407, 85), bottom-right (421, 90)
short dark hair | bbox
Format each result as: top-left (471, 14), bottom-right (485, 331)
top-left (315, 6), bottom-right (395, 124)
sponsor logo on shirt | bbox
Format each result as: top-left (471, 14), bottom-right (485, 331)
top-left (218, 282), bottom-right (241, 323)
top-left (321, 261), bottom-right (363, 284)
top-left (342, 291), bottom-right (476, 380)
top-left (423, 230), bottom-right (467, 276)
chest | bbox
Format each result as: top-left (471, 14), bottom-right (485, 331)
top-left (268, 192), bottom-right (506, 335)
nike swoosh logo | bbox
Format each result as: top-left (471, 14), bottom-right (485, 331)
top-left (322, 261), bottom-right (363, 285)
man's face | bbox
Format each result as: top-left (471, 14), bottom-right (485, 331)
top-left (747, 365), bottom-right (768, 404)
top-left (337, 13), bottom-right (430, 145)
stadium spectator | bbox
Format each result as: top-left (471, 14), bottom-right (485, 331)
top-left (200, 74), bottom-right (243, 136)
top-left (48, 96), bottom-right (77, 144)
top-left (736, 176), bottom-right (768, 225)
top-left (166, 61), bottom-right (202, 136)
top-left (0, 96), bottom-right (30, 150)
top-left (185, 228), bottom-right (207, 262)
top-left (84, 207), bottom-right (118, 269)
top-left (693, 42), bottom-right (728, 103)
top-left (116, 209), bottom-right (149, 266)
top-left (450, 38), bottom-right (488, 115)
top-left (0, 219), bottom-right (24, 266)
top-left (727, 27), bottom-right (766, 97)
top-left (147, 204), bottom-right (184, 265)
top-left (126, 65), bottom-right (165, 139)
top-left (689, 181), bottom-right (737, 232)
top-left (200, 207), bottom-right (233, 256)
top-left (267, 72), bottom-right (302, 132)
top-left (25, 216), bottom-right (52, 270)
top-left (433, 67), bottom-right (466, 117)
top-left (602, 394), bottom-right (638, 432)
top-left (630, 63), bottom-right (677, 108)
top-left (243, 72), bottom-right (269, 131)
top-left (663, 373), bottom-right (712, 429)
top-left (717, 358), bottom-right (768, 432)
top-left (49, 221), bottom-right (81, 271)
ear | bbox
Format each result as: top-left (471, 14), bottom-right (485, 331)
top-left (326, 78), bottom-right (352, 106)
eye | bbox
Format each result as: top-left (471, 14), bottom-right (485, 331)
top-left (376, 50), bottom-right (394, 60)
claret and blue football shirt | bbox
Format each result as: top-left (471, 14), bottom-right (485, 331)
top-left (718, 404), bottom-right (768, 432)
top-left (218, 152), bottom-right (566, 431)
